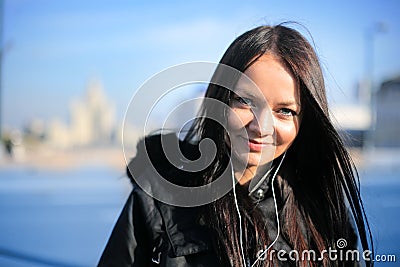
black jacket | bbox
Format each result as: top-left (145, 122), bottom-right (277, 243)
top-left (98, 134), bottom-right (360, 267)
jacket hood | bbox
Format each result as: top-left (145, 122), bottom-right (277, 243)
top-left (126, 133), bottom-right (202, 187)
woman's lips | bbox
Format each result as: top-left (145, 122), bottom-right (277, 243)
top-left (247, 138), bottom-right (274, 152)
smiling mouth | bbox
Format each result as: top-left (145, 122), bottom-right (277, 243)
top-left (244, 137), bottom-right (274, 152)
top-left (248, 139), bottom-right (273, 145)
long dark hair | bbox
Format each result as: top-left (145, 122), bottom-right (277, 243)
top-left (184, 24), bottom-right (373, 266)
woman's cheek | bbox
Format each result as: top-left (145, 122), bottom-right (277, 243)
top-left (275, 120), bottom-right (299, 147)
top-left (227, 109), bottom-right (251, 130)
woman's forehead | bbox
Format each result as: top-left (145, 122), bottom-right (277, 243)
top-left (233, 55), bottom-right (300, 105)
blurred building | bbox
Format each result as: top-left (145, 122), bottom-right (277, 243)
top-left (331, 104), bottom-right (371, 147)
top-left (70, 80), bottom-right (115, 146)
top-left (374, 76), bottom-right (400, 147)
top-left (47, 80), bottom-right (116, 148)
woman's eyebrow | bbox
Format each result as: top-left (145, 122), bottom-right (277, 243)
top-left (235, 81), bottom-right (259, 95)
top-left (232, 90), bottom-right (257, 99)
top-left (275, 100), bottom-right (301, 107)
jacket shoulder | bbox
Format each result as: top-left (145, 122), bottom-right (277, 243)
top-left (98, 185), bottom-right (162, 266)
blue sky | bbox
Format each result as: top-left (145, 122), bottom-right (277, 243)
top-left (2, 0), bottom-right (400, 129)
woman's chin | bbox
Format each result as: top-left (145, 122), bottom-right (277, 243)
top-left (232, 152), bottom-right (274, 170)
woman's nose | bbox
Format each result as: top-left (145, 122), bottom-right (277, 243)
top-left (248, 109), bottom-right (274, 136)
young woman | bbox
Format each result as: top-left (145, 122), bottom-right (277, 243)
top-left (98, 24), bottom-right (373, 267)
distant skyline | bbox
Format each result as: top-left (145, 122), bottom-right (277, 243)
top-left (2, 0), bottom-right (400, 129)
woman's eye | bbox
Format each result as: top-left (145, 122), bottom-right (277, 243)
top-left (278, 108), bottom-right (297, 116)
top-left (233, 96), bottom-right (254, 107)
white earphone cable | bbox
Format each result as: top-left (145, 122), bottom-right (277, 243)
top-left (231, 166), bottom-right (247, 266)
top-left (232, 152), bottom-right (286, 267)
top-left (250, 151), bottom-right (286, 267)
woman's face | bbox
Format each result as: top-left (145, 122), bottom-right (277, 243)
top-left (227, 54), bottom-right (301, 180)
